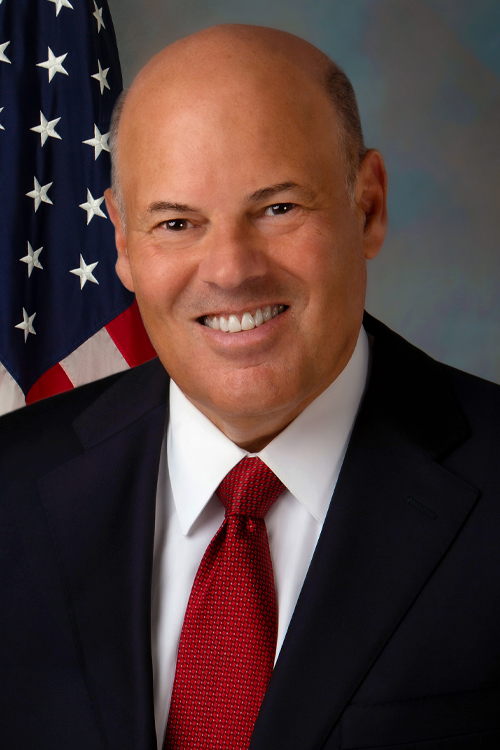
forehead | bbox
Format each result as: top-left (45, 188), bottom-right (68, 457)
top-left (117, 52), bottom-right (343, 206)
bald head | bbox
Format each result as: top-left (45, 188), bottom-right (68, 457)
top-left (109, 25), bottom-right (365, 219)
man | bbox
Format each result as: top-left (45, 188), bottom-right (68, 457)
top-left (1, 24), bottom-right (499, 750)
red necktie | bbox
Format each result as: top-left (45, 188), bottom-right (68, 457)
top-left (164, 456), bottom-right (285, 750)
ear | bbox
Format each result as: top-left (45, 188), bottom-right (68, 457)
top-left (105, 187), bottom-right (135, 292)
top-left (354, 149), bottom-right (387, 260)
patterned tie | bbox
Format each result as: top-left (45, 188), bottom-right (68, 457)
top-left (164, 456), bottom-right (286, 750)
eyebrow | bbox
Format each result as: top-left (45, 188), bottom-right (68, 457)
top-left (147, 201), bottom-right (200, 214)
top-left (245, 182), bottom-right (314, 203)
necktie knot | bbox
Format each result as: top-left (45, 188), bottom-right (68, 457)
top-left (217, 456), bottom-right (285, 518)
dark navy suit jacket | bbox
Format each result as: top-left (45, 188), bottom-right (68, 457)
top-left (1, 314), bottom-right (499, 749)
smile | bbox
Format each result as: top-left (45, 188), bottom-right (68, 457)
top-left (202, 305), bottom-right (286, 333)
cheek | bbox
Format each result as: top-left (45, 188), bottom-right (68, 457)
top-left (127, 241), bottom-right (196, 316)
top-left (283, 236), bottom-right (348, 305)
top-left (311, 219), bottom-right (365, 289)
top-left (295, 241), bottom-right (367, 333)
top-left (283, 211), bottom-right (356, 273)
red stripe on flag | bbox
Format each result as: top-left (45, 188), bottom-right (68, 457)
top-left (105, 300), bottom-right (157, 367)
top-left (26, 363), bottom-right (74, 405)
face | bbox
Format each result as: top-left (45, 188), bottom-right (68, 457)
top-left (106, 59), bottom-right (386, 449)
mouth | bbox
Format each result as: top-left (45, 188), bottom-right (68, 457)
top-left (200, 304), bottom-right (287, 333)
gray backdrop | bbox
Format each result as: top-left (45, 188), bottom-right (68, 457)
top-left (107, 0), bottom-right (500, 384)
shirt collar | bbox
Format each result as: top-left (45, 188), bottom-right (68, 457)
top-left (167, 326), bottom-right (370, 535)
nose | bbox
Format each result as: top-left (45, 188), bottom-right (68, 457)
top-left (197, 222), bottom-right (268, 290)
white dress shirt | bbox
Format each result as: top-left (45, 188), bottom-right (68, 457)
top-left (151, 326), bottom-right (370, 746)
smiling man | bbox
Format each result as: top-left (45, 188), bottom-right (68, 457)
top-left (106, 26), bottom-right (386, 452)
top-left (1, 24), bottom-right (500, 750)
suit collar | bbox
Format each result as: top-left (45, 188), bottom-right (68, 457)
top-left (361, 312), bottom-right (469, 458)
top-left (251, 312), bottom-right (478, 750)
top-left (73, 356), bottom-right (169, 449)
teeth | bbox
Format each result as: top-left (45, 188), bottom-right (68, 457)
top-left (254, 308), bottom-right (264, 327)
top-left (228, 314), bottom-right (242, 333)
top-left (241, 312), bottom-right (255, 330)
top-left (203, 305), bottom-right (285, 332)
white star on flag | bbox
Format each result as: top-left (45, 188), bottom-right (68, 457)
top-left (91, 60), bottom-right (110, 94)
top-left (26, 177), bottom-right (53, 212)
top-left (93, 1), bottom-right (106, 32)
top-left (0, 41), bottom-right (11, 64)
top-left (31, 111), bottom-right (61, 146)
top-left (83, 124), bottom-right (110, 159)
top-left (79, 189), bottom-right (107, 224)
top-left (47, 0), bottom-right (74, 16)
top-left (70, 255), bottom-right (99, 289)
top-left (37, 47), bottom-right (69, 82)
top-left (15, 308), bottom-right (37, 342)
top-left (0, 107), bottom-right (4, 130)
top-left (20, 242), bottom-right (44, 277)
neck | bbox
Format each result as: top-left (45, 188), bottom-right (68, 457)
top-left (186, 378), bottom-right (338, 453)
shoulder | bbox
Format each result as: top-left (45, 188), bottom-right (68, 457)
top-left (1, 367), bottom-right (127, 448)
top-left (0, 357), bottom-right (168, 484)
top-left (364, 311), bottom-right (500, 444)
top-left (439, 363), bottom-right (500, 469)
top-left (442, 361), bottom-right (500, 415)
top-left (365, 311), bottom-right (500, 411)
top-left (363, 312), bottom-right (500, 488)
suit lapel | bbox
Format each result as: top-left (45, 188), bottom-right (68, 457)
top-left (38, 359), bottom-right (169, 750)
top-left (251, 316), bottom-right (479, 750)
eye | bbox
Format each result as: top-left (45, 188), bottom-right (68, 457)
top-left (264, 203), bottom-right (296, 216)
top-left (162, 218), bottom-right (190, 231)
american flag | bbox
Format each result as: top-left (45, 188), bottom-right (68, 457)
top-left (0, 0), bottom-right (156, 416)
